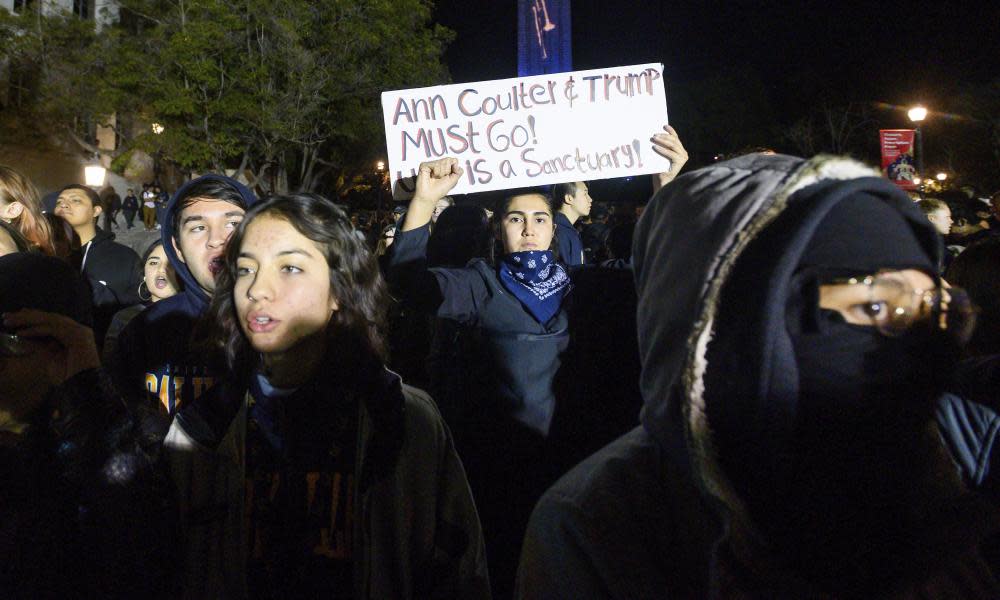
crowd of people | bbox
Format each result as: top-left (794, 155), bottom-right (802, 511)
top-left (2, 122), bottom-right (1000, 598)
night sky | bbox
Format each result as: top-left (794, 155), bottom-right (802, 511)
top-left (434, 0), bottom-right (1000, 193)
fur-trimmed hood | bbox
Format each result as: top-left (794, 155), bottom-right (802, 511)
top-left (631, 153), bottom-right (942, 518)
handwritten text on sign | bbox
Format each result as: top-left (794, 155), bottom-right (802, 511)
top-left (381, 63), bottom-right (669, 198)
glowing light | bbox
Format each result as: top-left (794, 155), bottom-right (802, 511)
top-left (908, 106), bottom-right (927, 122)
top-left (376, 161), bottom-right (385, 171)
top-left (151, 122), bottom-right (164, 135)
top-left (84, 164), bottom-right (106, 187)
top-left (936, 172), bottom-right (948, 181)
top-left (913, 177), bottom-right (922, 185)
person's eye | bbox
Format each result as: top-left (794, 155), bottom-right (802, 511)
top-left (509, 216), bottom-right (522, 224)
top-left (281, 265), bottom-right (302, 274)
top-left (189, 225), bottom-right (205, 233)
top-left (236, 265), bottom-right (254, 276)
top-left (535, 217), bottom-right (548, 224)
top-left (227, 219), bottom-right (242, 228)
top-left (849, 301), bottom-right (889, 324)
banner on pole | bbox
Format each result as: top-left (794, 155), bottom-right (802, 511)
top-left (880, 129), bottom-right (918, 190)
top-left (518, 0), bottom-right (572, 76)
top-left (381, 63), bottom-right (670, 199)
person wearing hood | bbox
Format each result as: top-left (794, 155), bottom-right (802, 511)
top-left (109, 175), bottom-right (257, 414)
top-left (0, 253), bottom-right (176, 597)
top-left (516, 153), bottom-right (999, 598)
top-left (54, 184), bottom-right (143, 347)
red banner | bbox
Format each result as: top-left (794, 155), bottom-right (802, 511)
top-left (880, 129), bottom-right (918, 190)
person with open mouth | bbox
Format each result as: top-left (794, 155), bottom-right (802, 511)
top-left (102, 240), bottom-right (181, 364)
top-left (163, 193), bottom-right (489, 598)
top-left (108, 175), bottom-right (258, 415)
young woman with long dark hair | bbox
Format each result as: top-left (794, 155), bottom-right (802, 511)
top-left (164, 192), bottom-right (489, 599)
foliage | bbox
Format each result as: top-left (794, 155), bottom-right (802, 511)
top-left (0, 7), bottom-right (104, 151)
top-left (1, 0), bottom-right (453, 193)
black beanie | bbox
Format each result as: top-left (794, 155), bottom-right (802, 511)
top-left (797, 194), bottom-right (935, 276)
top-left (0, 253), bottom-right (93, 328)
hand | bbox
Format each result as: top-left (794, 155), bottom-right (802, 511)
top-left (650, 125), bottom-right (689, 193)
top-left (3, 310), bottom-right (100, 382)
top-left (413, 158), bottom-right (463, 204)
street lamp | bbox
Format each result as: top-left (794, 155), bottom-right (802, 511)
top-left (375, 160), bottom-right (387, 220)
top-left (936, 172), bottom-right (948, 182)
top-left (907, 107), bottom-right (927, 122)
top-left (908, 105), bottom-right (927, 176)
top-left (84, 154), bottom-right (106, 187)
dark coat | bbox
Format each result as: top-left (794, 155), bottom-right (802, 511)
top-left (555, 211), bottom-right (584, 266)
top-left (164, 356), bottom-right (490, 599)
top-left (517, 154), bottom-right (1000, 598)
top-left (123, 194), bottom-right (140, 213)
top-left (82, 228), bottom-right (142, 347)
top-left (0, 369), bottom-right (177, 598)
top-left (111, 175), bottom-right (258, 414)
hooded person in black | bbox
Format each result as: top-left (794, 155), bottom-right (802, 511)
top-left (517, 153), bottom-right (1000, 598)
top-left (110, 175), bottom-right (257, 414)
top-left (0, 253), bottom-right (176, 597)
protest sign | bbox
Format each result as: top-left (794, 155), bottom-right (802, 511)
top-left (381, 63), bottom-right (670, 198)
top-left (879, 129), bottom-right (918, 190)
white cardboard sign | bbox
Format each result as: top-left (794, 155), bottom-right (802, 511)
top-left (381, 63), bottom-right (669, 198)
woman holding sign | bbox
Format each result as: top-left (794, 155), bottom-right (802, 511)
top-left (386, 159), bottom-right (569, 596)
top-left (385, 129), bottom-right (686, 596)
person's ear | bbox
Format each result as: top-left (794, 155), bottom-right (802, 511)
top-left (92, 204), bottom-right (103, 217)
top-left (171, 236), bottom-right (187, 264)
top-left (1, 201), bottom-right (24, 220)
top-left (328, 293), bottom-right (339, 313)
top-left (563, 193), bottom-right (574, 207)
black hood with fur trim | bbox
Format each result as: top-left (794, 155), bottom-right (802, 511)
top-left (631, 153), bottom-right (1000, 593)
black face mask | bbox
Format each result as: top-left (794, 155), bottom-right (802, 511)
top-left (765, 307), bottom-right (967, 588)
top-left (792, 309), bottom-right (960, 430)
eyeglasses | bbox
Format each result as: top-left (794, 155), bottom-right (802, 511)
top-left (0, 332), bottom-right (30, 357)
top-left (824, 272), bottom-right (977, 342)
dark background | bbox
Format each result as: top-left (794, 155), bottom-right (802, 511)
top-left (434, 1), bottom-right (1000, 199)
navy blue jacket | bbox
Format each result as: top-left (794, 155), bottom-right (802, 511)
top-left (110, 175), bottom-right (257, 414)
top-left (386, 223), bottom-right (568, 437)
top-left (554, 212), bottom-right (584, 266)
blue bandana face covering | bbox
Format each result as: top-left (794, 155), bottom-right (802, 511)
top-left (498, 250), bottom-right (570, 323)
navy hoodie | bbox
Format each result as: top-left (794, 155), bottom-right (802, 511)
top-left (109, 175), bottom-right (257, 414)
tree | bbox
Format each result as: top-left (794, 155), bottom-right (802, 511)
top-left (0, 6), bottom-right (105, 153)
top-left (782, 102), bottom-right (878, 159)
top-left (2, 0), bottom-right (453, 194)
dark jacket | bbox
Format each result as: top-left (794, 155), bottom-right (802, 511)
top-left (555, 212), bottom-right (584, 266)
top-left (82, 228), bottom-right (142, 347)
top-left (123, 194), bottom-right (139, 213)
top-left (388, 223), bottom-right (570, 597)
top-left (83, 228), bottom-right (142, 309)
top-left (517, 154), bottom-right (1000, 599)
top-left (580, 220), bottom-right (610, 262)
top-left (937, 355), bottom-right (1000, 501)
top-left (110, 175), bottom-right (257, 414)
top-left (0, 369), bottom-right (176, 598)
top-left (163, 360), bottom-right (490, 599)
top-left (386, 223), bottom-right (569, 437)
